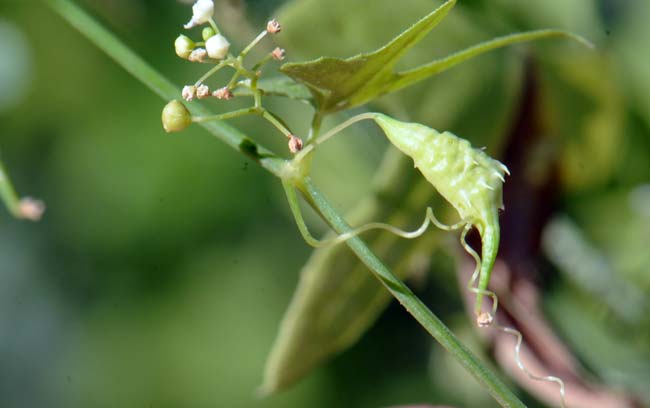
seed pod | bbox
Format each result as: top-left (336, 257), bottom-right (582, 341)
top-left (373, 114), bottom-right (508, 314)
top-left (162, 100), bottom-right (192, 133)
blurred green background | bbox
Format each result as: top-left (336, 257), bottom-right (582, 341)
top-left (1, 0), bottom-right (649, 407)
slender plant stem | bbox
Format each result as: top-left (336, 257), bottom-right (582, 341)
top-left (193, 107), bottom-right (259, 123)
top-left (0, 155), bottom-right (21, 217)
top-left (44, 1), bottom-right (527, 406)
top-left (195, 59), bottom-right (231, 86)
top-left (207, 17), bottom-right (220, 35)
top-left (240, 30), bottom-right (268, 58)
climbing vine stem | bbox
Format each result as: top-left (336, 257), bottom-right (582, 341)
top-left (45, 0), bottom-right (528, 406)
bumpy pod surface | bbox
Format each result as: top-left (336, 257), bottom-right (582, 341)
top-left (374, 114), bottom-right (508, 313)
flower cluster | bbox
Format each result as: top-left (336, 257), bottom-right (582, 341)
top-left (162, 0), bottom-right (302, 154)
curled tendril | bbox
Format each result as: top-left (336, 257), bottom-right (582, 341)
top-left (460, 226), bottom-right (568, 408)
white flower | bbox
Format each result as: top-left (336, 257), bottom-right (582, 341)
top-left (184, 0), bottom-right (214, 29)
top-left (205, 34), bottom-right (230, 60)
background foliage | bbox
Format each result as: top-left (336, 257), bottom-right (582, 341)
top-left (1, 0), bottom-right (649, 407)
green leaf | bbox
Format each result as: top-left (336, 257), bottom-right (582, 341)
top-left (263, 148), bottom-right (444, 393)
top-left (232, 76), bottom-right (312, 101)
top-left (281, 0), bottom-right (591, 114)
top-left (280, 0), bottom-right (457, 113)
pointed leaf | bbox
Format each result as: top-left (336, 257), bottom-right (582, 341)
top-left (280, 0), bottom-right (457, 112)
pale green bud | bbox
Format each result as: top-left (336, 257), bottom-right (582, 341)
top-left (162, 100), bottom-right (192, 133)
top-left (175, 34), bottom-right (195, 59)
top-left (202, 27), bottom-right (216, 41)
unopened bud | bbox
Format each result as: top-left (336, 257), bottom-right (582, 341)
top-left (182, 85), bottom-right (197, 101)
top-left (476, 312), bottom-right (493, 328)
top-left (196, 84), bottom-right (210, 99)
top-left (18, 197), bottom-right (45, 221)
top-left (184, 0), bottom-right (214, 29)
top-left (174, 34), bottom-right (195, 59)
top-left (266, 19), bottom-right (281, 34)
top-left (288, 135), bottom-right (303, 153)
top-left (206, 34), bottom-right (230, 60)
top-left (188, 48), bottom-right (207, 62)
top-left (202, 27), bottom-right (216, 41)
top-left (271, 47), bottom-right (285, 61)
top-left (162, 100), bottom-right (193, 133)
top-left (213, 87), bottom-right (233, 100)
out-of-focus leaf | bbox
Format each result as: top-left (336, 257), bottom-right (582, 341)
top-left (546, 287), bottom-right (650, 405)
top-left (567, 187), bottom-right (650, 292)
top-left (262, 147), bottom-right (443, 393)
top-left (540, 53), bottom-right (624, 191)
top-left (233, 76), bottom-right (312, 101)
top-left (280, 0), bottom-right (587, 114)
top-left (279, 0), bottom-right (457, 113)
top-left (542, 215), bottom-right (647, 324)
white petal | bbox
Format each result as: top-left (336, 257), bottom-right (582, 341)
top-left (191, 0), bottom-right (214, 25)
top-left (206, 34), bottom-right (230, 60)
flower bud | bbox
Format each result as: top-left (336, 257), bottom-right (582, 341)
top-left (182, 85), bottom-right (197, 101)
top-left (288, 135), bottom-right (303, 153)
top-left (18, 197), bottom-right (45, 221)
top-left (188, 48), bottom-right (207, 62)
top-left (266, 19), bottom-right (281, 34)
top-left (271, 47), bottom-right (285, 61)
top-left (174, 34), bottom-right (195, 59)
top-left (162, 100), bottom-right (192, 133)
top-left (205, 34), bottom-right (230, 60)
top-left (202, 27), bottom-right (216, 41)
top-left (184, 0), bottom-right (214, 29)
top-left (213, 87), bottom-right (233, 100)
top-left (196, 84), bottom-right (210, 99)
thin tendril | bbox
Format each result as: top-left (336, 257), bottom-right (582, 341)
top-left (459, 225), bottom-right (568, 408)
top-left (282, 181), bottom-right (464, 249)
top-left (496, 324), bottom-right (568, 408)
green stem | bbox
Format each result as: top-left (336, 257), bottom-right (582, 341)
top-left (306, 111), bottom-right (323, 143)
top-left (193, 107), bottom-right (259, 123)
top-left (261, 110), bottom-right (293, 138)
top-left (207, 17), bottom-right (220, 35)
top-left (196, 59), bottom-right (231, 86)
top-left (297, 178), bottom-right (526, 408)
top-left (0, 155), bottom-right (21, 217)
top-left (251, 53), bottom-right (273, 72)
top-left (240, 30), bottom-right (268, 58)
